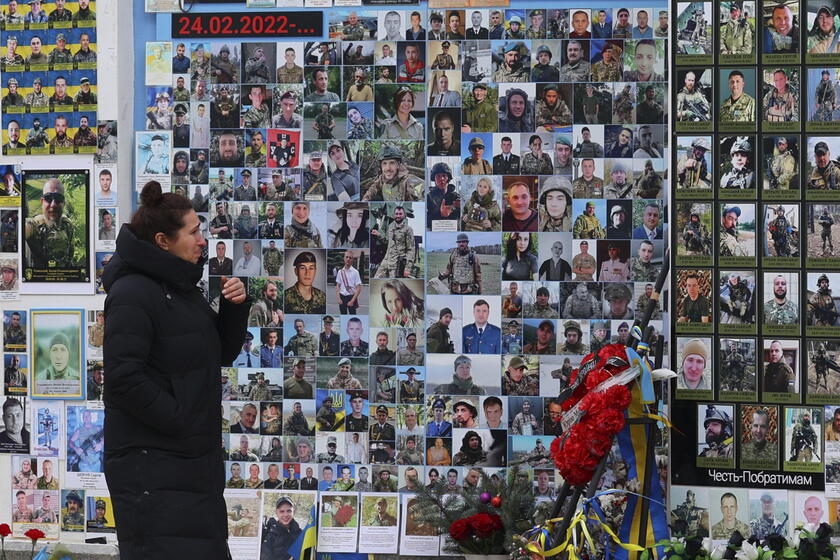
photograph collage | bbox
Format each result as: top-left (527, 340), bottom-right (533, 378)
top-left (671, 0), bottom-right (840, 540)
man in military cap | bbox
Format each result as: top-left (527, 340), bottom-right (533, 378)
top-left (3, 35), bottom-right (24, 67)
top-left (742, 409), bottom-right (778, 466)
top-left (809, 274), bottom-right (839, 326)
top-left (572, 240), bottom-right (597, 281)
top-left (678, 138), bottom-right (711, 190)
top-left (243, 46), bottom-right (270, 83)
top-left (749, 493), bottom-right (784, 540)
top-left (524, 286), bottom-right (558, 318)
top-left (600, 244), bottom-right (630, 282)
top-left (814, 71), bottom-right (836, 121)
top-left (38, 332), bottom-right (77, 380)
top-left (25, 0), bottom-right (47, 23)
top-left (316, 316), bottom-right (339, 357)
top-left (462, 138), bottom-right (493, 175)
top-left (559, 40), bottom-right (591, 82)
top-left (255, 204), bottom-right (281, 242)
top-left (47, 0), bottom-right (72, 22)
top-left (398, 367), bottom-right (422, 402)
top-left (370, 405), bottom-right (396, 441)
top-left (284, 360), bottom-right (314, 400)
top-left (677, 71), bottom-right (710, 122)
top-left (171, 151), bottom-right (190, 185)
top-left (604, 283), bottom-right (634, 320)
top-left (720, 71), bottom-right (756, 123)
top-left (560, 320), bottom-right (589, 354)
top-left (25, 177), bottom-right (75, 268)
top-left (170, 104), bottom-right (189, 147)
top-left (612, 84), bottom-right (634, 124)
top-left (790, 412), bottom-right (818, 462)
top-left (212, 44), bottom-right (238, 83)
top-left (462, 83), bottom-right (496, 134)
top-left (672, 490), bottom-right (709, 538)
top-left (525, 9), bottom-right (545, 38)
top-left (603, 162), bottom-right (633, 199)
top-left (677, 338), bottom-right (710, 390)
top-left (811, 141), bottom-right (840, 191)
top-left (88, 499), bottom-right (109, 529)
top-left (531, 45), bottom-right (559, 81)
top-left (494, 43), bottom-right (529, 82)
top-left (587, 321), bottom-right (608, 355)
top-left (501, 321), bottom-right (522, 354)
top-left (313, 103), bottom-right (335, 140)
top-left (720, 205), bottom-right (748, 257)
top-left (591, 46), bottom-right (621, 82)
top-left (1, 78), bottom-right (23, 109)
top-left (372, 206), bottom-right (416, 278)
top-left (763, 274), bottom-right (797, 326)
top-left (431, 41), bottom-right (455, 69)
top-left (681, 212), bottom-right (712, 256)
top-left (248, 372), bottom-right (272, 401)
top-left (552, 137), bottom-right (573, 174)
top-left (438, 233), bottom-right (483, 295)
top-left (818, 207), bottom-right (836, 256)
top-left (767, 205), bottom-right (793, 257)
top-left (427, 308), bottom-right (455, 353)
top-left (48, 33), bottom-right (72, 65)
top-left (535, 84), bottom-right (571, 127)
top-left (61, 491), bottom-right (85, 530)
top-left (721, 272), bottom-right (752, 324)
top-left (0, 260), bottom-right (18, 291)
top-left (720, 1), bottom-right (754, 54)
top-left (502, 356), bottom-right (538, 395)
top-left (435, 355), bottom-right (485, 395)
top-left (764, 69), bottom-right (796, 124)
top-left (284, 319), bottom-right (318, 357)
top-left (317, 437), bottom-right (345, 463)
top-left (573, 127), bottom-right (604, 158)
top-left (327, 358), bottom-right (362, 390)
top-left (362, 146), bottom-right (422, 201)
top-left (700, 405), bottom-right (734, 458)
top-left (573, 201), bottom-right (606, 239)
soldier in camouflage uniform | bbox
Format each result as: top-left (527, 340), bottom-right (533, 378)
top-left (439, 232), bottom-right (482, 294)
top-left (571, 240), bottom-right (597, 281)
top-left (258, 203), bottom-right (282, 240)
top-left (285, 201), bottom-right (323, 248)
top-left (277, 47), bottom-right (304, 83)
top-left (494, 43), bottom-right (530, 83)
top-left (767, 137), bottom-right (796, 190)
top-left (559, 40), bottom-right (591, 82)
top-left (362, 145), bottom-right (422, 201)
top-left (677, 138), bottom-right (711, 189)
top-left (427, 308), bottom-right (455, 353)
top-left (463, 83), bottom-right (496, 133)
top-left (24, 177), bottom-right (75, 268)
top-left (526, 10), bottom-right (546, 38)
top-left (763, 69), bottom-right (797, 123)
top-left (604, 283), bottom-right (633, 320)
top-left (720, 70), bottom-right (756, 123)
top-left (248, 372), bottom-right (272, 401)
top-left (720, 206), bottom-right (745, 257)
top-left (572, 160), bottom-right (604, 198)
top-left (721, 341), bottom-right (746, 391)
top-left (789, 413), bottom-right (817, 462)
top-left (613, 85), bottom-right (634, 123)
top-left (720, 1), bottom-right (754, 54)
top-left (248, 281), bottom-right (283, 327)
top-left (814, 71), bottom-right (835, 121)
top-left (73, 33), bottom-right (97, 64)
top-left (809, 273), bottom-right (838, 326)
top-left (244, 131), bottom-right (266, 167)
top-left (763, 273), bottom-right (798, 325)
top-left (559, 321), bottom-right (589, 354)
top-left (523, 286), bottom-right (558, 318)
top-left (242, 86), bottom-right (270, 128)
top-left (502, 356), bottom-right (538, 396)
top-left (814, 343), bottom-right (833, 390)
top-left (399, 367), bottom-right (422, 400)
top-left (73, 115), bottom-right (96, 148)
top-left (590, 46), bottom-right (621, 82)
top-left (535, 84), bottom-right (571, 127)
top-left (699, 405), bottom-right (734, 458)
top-left (244, 47), bottom-right (271, 83)
top-left (506, 16), bottom-right (525, 39)
top-left (396, 436), bottom-right (424, 464)
top-left (636, 283), bottom-right (662, 320)
top-left (672, 490), bottom-right (709, 538)
top-left (285, 251), bottom-right (326, 314)
top-left (819, 207), bottom-right (835, 253)
top-left (47, 33), bottom-right (72, 65)
top-left (373, 205), bottom-right (416, 278)
top-left (809, 141), bottom-right (840, 191)
top-left (749, 494), bottom-right (785, 540)
top-left (563, 282), bottom-right (601, 319)
top-left (2, 35), bottom-right (24, 68)
top-left (212, 44), bottom-right (238, 83)
top-left (1, 78), bottom-right (23, 109)
top-left (589, 321), bottom-right (608, 355)
top-left (342, 13), bottom-right (367, 40)
top-left (721, 273), bottom-right (752, 324)
top-left (327, 358), bottom-right (363, 389)
top-left (62, 491), bottom-right (85, 530)
top-left (284, 318), bottom-right (318, 357)
top-left (47, 0), bottom-right (72, 22)
top-left (4, 312), bottom-right (25, 347)
top-left (573, 201), bottom-right (606, 239)
top-left (531, 45), bottom-right (559, 82)
top-left (767, 205), bottom-right (793, 257)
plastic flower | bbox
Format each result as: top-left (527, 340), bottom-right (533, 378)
top-left (24, 529), bottom-right (44, 542)
top-left (0, 524), bottom-right (10, 538)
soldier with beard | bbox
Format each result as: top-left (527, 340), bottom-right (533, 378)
top-left (699, 405), bottom-right (734, 458)
top-left (49, 115), bottom-right (74, 150)
top-left (427, 308), bottom-right (454, 353)
top-left (767, 205), bottom-right (793, 257)
top-left (720, 206), bottom-right (745, 258)
top-left (720, 2), bottom-right (754, 55)
top-left (721, 137), bottom-right (754, 190)
top-left (764, 340), bottom-right (793, 393)
top-left (25, 118), bottom-right (47, 149)
top-left (682, 213), bottom-right (711, 255)
top-left (721, 273), bottom-right (752, 324)
top-left (373, 205), bottom-right (416, 278)
top-left (189, 150), bottom-right (208, 184)
top-left (362, 145), bottom-right (422, 201)
top-left (814, 71), bottom-right (836, 121)
top-left (453, 431), bottom-right (487, 465)
top-left (810, 141), bottom-right (840, 191)
top-left (809, 273), bottom-right (839, 326)
top-left (742, 409), bottom-right (777, 466)
top-left (678, 138), bottom-right (711, 189)
top-left (764, 274), bottom-right (798, 325)
top-left (24, 178), bottom-right (75, 267)
top-left (676, 71), bottom-right (710, 122)
top-left (171, 151), bottom-right (190, 185)
top-left (248, 281), bottom-right (283, 328)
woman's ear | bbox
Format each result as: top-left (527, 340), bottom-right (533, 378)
top-left (153, 232), bottom-right (169, 251)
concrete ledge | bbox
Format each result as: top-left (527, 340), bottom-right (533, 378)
top-left (0, 541), bottom-right (119, 559)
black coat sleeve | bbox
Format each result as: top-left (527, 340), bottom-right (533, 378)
top-left (216, 296), bottom-right (251, 366)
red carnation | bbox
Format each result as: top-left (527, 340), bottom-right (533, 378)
top-left (599, 408), bottom-right (626, 434)
top-left (333, 504), bottom-right (355, 527)
top-left (450, 518), bottom-right (472, 541)
top-left (471, 513), bottom-right (498, 538)
top-left (0, 523), bottom-right (10, 537)
top-left (599, 344), bottom-right (629, 364)
top-left (24, 529), bottom-right (44, 542)
top-left (584, 369), bottom-right (612, 390)
top-left (607, 385), bottom-right (632, 409)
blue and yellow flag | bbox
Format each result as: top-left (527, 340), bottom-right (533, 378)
top-left (288, 506), bottom-right (317, 560)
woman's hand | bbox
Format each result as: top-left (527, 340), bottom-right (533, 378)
top-left (220, 276), bottom-right (246, 304)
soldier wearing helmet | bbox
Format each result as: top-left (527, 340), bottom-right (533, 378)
top-left (699, 405), bottom-right (733, 458)
top-left (818, 206), bottom-right (835, 254)
top-left (362, 145), bottom-right (422, 202)
top-left (604, 282), bottom-right (633, 319)
top-left (813, 70), bottom-right (835, 121)
top-left (677, 137), bottom-right (711, 189)
top-left (809, 273), bottom-right (838, 326)
top-left (438, 232), bottom-right (482, 294)
top-left (720, 136), bottom-right (754, 190)
top-left (767, 204), bottom-right (793, 257)
top-left (531, 45), bottom-right (559, 82)
top-left (425, 161), bottom-right (461, 229)
top-left (146, 90), bottom-right (172, 130)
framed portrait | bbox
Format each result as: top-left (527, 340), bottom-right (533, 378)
top-left (30, 308), bottom-right (84, 399)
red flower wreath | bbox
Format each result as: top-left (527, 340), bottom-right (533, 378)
top-left (550, 344), bottom-right (634, 486)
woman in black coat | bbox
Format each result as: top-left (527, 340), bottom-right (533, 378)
top-left (102, 182), bottom-right (249, 559)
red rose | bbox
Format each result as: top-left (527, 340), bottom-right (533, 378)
top-left (24, 528), bottom-right (45, 542)
top-left (471, 513), bottom-right (497, 538)
top-left (450, 519), bottom-right (472, 541)
top-left (0, 523), bottom-right (10, 537)
top-left (333, 504), bottom-right (355, 527)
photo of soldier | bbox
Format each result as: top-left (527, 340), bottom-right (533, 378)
top-left (720, 0), bottom-right (756, 61)
top-left (210, 129), bottom-right (244, 167)
top-left (747, 490), bottom-right (788, 539)
top-left (210, 42), bottom-right (239, 83)
top-left (677, 2), bottom-right (713, 59)
top-left (719, 137), bottom-right (756, 195)
top-left (719, 338), bottom-right (757, 396)
top-left (697, 405), bottom-right (735, 464)
top-left (806, 1), bottom-right (840, 56)
top-left (636, 84), bottom-right (666, 124)
top-left (610, 83), bottom-right (636, 125)
top-left (676, 337), bottom-right (713, 394)
top-left (807, 69), bottom-right (840, 127)
top-left (571, 83), bottom-right (608, 126)
top-left (762, 338), bottom-right (799, 400)
top-left (807, 341), bottom-right (840, 395)
top-left (740, 405), bottom-right (780, 468)
top-left (761, 67), bottom-right (799, 130)
top-left (718, 270), bottom-right (755, 329)
top-left (718, 68), bottom-right (757, 129)
top-left (676, 203), bottom-right (713, 263)
top-left (762, 272), bottom-right (799, 333)
top-left (762, 1), bottom-right (799, 59)
top-left (370, 202), bottom-right (421, 278)
top-left (807, 272), bottom-right (840, 330)
top-left (806, 204), bottom-right (840, 261)
top-left (762, 136), bottom-right (799, 195)
top-left (676, 137), bottom-right (713, 192)
top-left (571, 199), bottom-right (606, 239)
top-left (806, 137), bottom-right (840, 193)
top-left (671, 486), bottom-right (710, 538)
top-left (676, 269), bottom-right (713, 331)
top-left (763, 203), bottom-right (800, 261)
top-left (591, 41), bottom-right (623, 85)
top-left (784, 407), bottom-right (822, 467)
top-left (622, 39), bottom-right (665, 82)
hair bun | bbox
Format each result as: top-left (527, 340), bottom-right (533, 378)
top-left (140, 181), bottom-right (164, 207)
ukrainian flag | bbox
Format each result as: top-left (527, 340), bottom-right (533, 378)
top-left (288, 506), bottom-right (317, 560)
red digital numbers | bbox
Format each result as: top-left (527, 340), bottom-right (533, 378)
top-left (173, 12), bottom-right (317, 37)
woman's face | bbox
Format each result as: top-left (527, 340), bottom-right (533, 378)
top-left (477, 180), bottom-right (490, 196)
top-left (438, 75), bottom-right (448, 90)
top-left (545, 191), bottom-right (566, 217)
top-left (516, 234), bottom-right (529, 253)
top-left (384, 287), bottom-right (404, 313)
top-left (346, 209), bottom-right (364, 230)
top-left (435, 438), bottom-right (443, 448)
top-left (164, 210), bottom-right (206, 264)
top-left (348, 108), bottom-right (361, 123)
top-left (508, 94), bottom-right (526, 118)
top-left (398, 93), bottom-right (414, 114)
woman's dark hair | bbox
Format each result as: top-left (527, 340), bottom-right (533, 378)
top-left (381, 279), bottom-right (425, 317)
top-left (506, 232), bottom-right (532, 259)
top-left (393, 87), bottom-right (415, 111)
top-left (337, 208), bottom-right (369, 245)
top-left (130, 181), bottom-right (192, 243)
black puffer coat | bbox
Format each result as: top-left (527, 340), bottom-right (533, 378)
top-left (102, 225), bottom-right (248, 559)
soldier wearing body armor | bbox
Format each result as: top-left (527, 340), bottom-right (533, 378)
top-left (813, 343), bottom-right (838, 390)
top-left (765, 4), bottom-right (798, 54)
top-left (763, 69), bottom-right (797, 123)
top-left (721, 137), bottom-right (754, 190)
top-left (573, 158), bottom-right (604, 198)
top-left (720, 70), bottom-right (756, 123)
top-left (720, 1), bottom-right (754, 55)
top-left (212, 44), bottom-right (238, 83)
top-left (573, 127), bottom-right (604, 158)
top-left (681, 212), bottom-right (711, 255)
top-left (362, 145), bottom-right (422, 201)
top-left (699, 405), bottom-right (734, 458)
top-left (678, 138), bottom-right (711, 190)
top-left (373, 205), bottom-right (416, 278)
top-left (814, 70), bottom-right (836, 122)
top-left (535, 85), bottom-right (571, 127)
top-left (439, 233), bottom-right (482, 294)
top-left (764, 274), bottom-right (798, 326)
top-left (24, 178), bottom-right (75, 268)
top-left (721, 273), bottom-right (752, 324)
top-left (721, 341), bottom-right (746, 391)
top-left (768, 205), bottom-right (793, 257)
top-left (531, 45), bottom-right (559, 82)
top-left (672, 490), bottom-right (709, 538)
top-left (23, 76), bottom-right (47, 109)
top-left (563, 282), bottom-right (601, 319)
top-left (613, 85), bottom-right (634, 124)
top-left (790, 413), bottom-right (818, 462)
top-left (147, 91), bottom-right (172, 130)
top-left (810, 141), bottom-right (840, 191)
top-left (819, 207), bottom-right (835, 254)
top-left (809, 273), bottom-right (839, 326)
top-left (676, 71), bottom-right (710, 122)
top-left (502, 356), bottom-right (538, 395)
top-left (25, 118), bottom-right (47, 149)
top-left (767, 137), bottom-right (796, 190)
top-left (809, 5), bottom-right (840, 54)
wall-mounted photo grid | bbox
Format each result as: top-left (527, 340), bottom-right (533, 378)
top-left (672, 0), bottom-right (840, 542)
